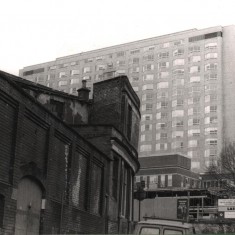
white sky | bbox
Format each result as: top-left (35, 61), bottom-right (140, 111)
top-left (1, 0), bottom-right (235, 75)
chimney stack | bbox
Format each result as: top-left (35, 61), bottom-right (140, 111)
top-left (77, 80), bottom-right (90, 102)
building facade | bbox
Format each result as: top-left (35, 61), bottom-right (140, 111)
top-left (19, 25), bottom-right (235, 172)
top-left (0, 71), bottom-right (140, 234)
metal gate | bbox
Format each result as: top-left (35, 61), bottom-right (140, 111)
top-left (15, 177), bottom-right (42, 235)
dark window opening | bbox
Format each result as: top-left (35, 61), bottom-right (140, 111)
top-left (50, 99), bottom-right (64, 119)
top-left (0, 195), bottom-right (4, 228)
top-left (127, 105), bottom-right (132, 140)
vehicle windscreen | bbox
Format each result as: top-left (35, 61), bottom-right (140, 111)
top-left (139, 227), bottom-right (160, 234)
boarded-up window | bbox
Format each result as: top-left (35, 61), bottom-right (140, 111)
top-left (90, 160), bottom-right (103, 215)
top-left (72, 153), bottom-right (89, 210)
top-left (112, 157), bottom-right (119, 199)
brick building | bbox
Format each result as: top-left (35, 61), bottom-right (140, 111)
top-left (0, 71), bottom-right (140, 234)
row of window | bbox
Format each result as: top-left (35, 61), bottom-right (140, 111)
top-left (140, 142), bottom-right (217, 152)
top-left (142, 132), bottom-right (217, 143)
top-left (141, 117), bottom-right (217, 131)
top-left (141, 127), bottom-right (217, 141)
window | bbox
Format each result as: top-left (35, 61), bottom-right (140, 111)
top-left (158, 52), bottom-right (169, 59)
top-left (156, 122), bottom-right (167, 130)
top-left (0, 195), bottom-right (4, 228)
top-left (188, 140), bottom-right (198, 147)
top-left (70, 87), bottom-right (77, 94)
top-left (142, 103), bottom-right (153, 111)
top-left (158, 62), bottom-right (169, 69)
top-left (192, 161), bottom-right (200, 169)
top-left (173, 69), bottom-right (184, 76)
top-left (127, 105), bottom-right (132, 140)
top-left (143, 64), bottom-right (154, 71)
top-left (190, 76), bottom-right (200, 83)
top-left (131, 76), bottom-right (139, 82)
top-left (83, 67), bottom-right (91, 73)
top-left (164, 229), bottom-right (183, 234)
top-left (157, 92), bottom-right (168, 99)
top-left (116, 51), bottom-right (125, 57)
top-left (142, 84), bottom-right (153, 90)
top-left (72, 154), bottom-right (89, 210)
top-left (205, 116), bottom-right (217, 124)
top-left (59, 72), bottom-right (67, 78)
top-left (162, 42), bottom-right (170, 48)
top-left (71, 69), bottom-right (80, 76)
top-left (189, 66), bottom-right (200, 73)
top-left (188, 45), bottom-right (200, 53)
top-left (157, 82), bottom-right (169, 89)
top-left (188, 107), bottom-right (200, 116)
top-left (205, 84), bottom-right (217, 92)
top-left (142, 114), bottom-right (152, 121)
top-left (156, 112), bottom-right (168, 120)
top-left (168, 175), bottom-right (173, 187)
top-left (90, 161), bottom-right (103, 215)
top-left (158, 71), bottom-right (169, 79)
top-left (143, 74), bottom-right (154, 81)
top-left (140, 227), bottom-right (160, 234)
top-left (188, 55), bottom-right (201, 63)
top-left (116, 60), bottom-right (125, 67)
top-left (130, 49), bottom-right (140, 55)
top-left (188, 129), bottom-right (200, 136)
top-left (174, 39), bottom-right (184, 46)
top-left (156, 143), bottom-right (167, 151)
top-left (173, 48), bottom-right (184, 56)
top-left (205, 42), bottom-right (217, 49)
top-left (95, 74), bottom-right (103, 81)
top-left (84, 58), bottom-right (93, 63)
top-left (140, 145), bottom-right (152, 152)
top-left (49, 65), bottom-right (57, 70)
top-left (205, 105), bottom-right (217, 113)
top-left (96, 56), bottom-right (103, 61)
top-left (156, 101), bottom-right (168, 109)
top-left (188, 150), bottom-right (200, 158)
top-left (172, 88), bottom-right (183, 96)
top-left (205, 73), bottom-right (217, 81)
top-left (133, 87), bottom-right (139, 92)
top-left (171, 141), bottom-right (184, 149)
top-left (172, 120), bottom-right (184, 127)
top-left (142, 94), bottom-right (153, 101)
top-left (206, 139), bottom-right (217, 146)
top-left (188, 86), bottom-right (201, 94)
top-left (205, 63), bottom-right (217, 71)
top-left (172, 79), bottom-right (184, 86)
top-left (58, 80), bottom-right (68, 86)
top-left (141, 124), bottom-right (152, 131)
top-left (188, 97), bottom-right (200, 105)
top-left (156, 133), bottom-right (168, 140)
top-left (205, 149), bottom-right (217, 157)
top-left (173, 59), bottom-right (185, 66)
top-left (71, 78), bottom-right (79, 84)
top-left (205, 127), bottom-right (218, 135)
top-left (143, 54), bottom-right (154, 61)
top-left (130, 67), bottom-right (140, 73)
top-left (205, 53), bottom-right (218, 59)
top-left (172, 110), bottom-right (184, 117)
top-left (172, 99), bottom-right (184, 107)
top-left (172, 131), bottom-right (184, 138)
top-left (47, 74), bottom-right (55, 80)
top-left (129, 57), bottom-right (140, 64)
top-left (144, 46), bottom-right (155, 51)
top-left (96, 64), bottom-right (106, 71)
top-left (188, 118), bottom-right (200, 126)
top-left (71, 61), bottom-right (79, 66)
top-left (82, 75), bottom-right (91, 80)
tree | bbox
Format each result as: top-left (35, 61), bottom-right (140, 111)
top-left (207, 141), bottom-right (235, 196)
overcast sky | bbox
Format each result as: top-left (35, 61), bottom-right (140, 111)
top-left (1, 0), bottom-right (235, 75)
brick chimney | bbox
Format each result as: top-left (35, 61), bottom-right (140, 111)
top-left (77, 80), bottom-right (90, 102)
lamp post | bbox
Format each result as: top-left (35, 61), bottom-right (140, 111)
top-left (135, 180), bottom-right (146, 221)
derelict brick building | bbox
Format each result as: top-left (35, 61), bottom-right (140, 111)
top-left (0, 71), bottom-right (140, 234)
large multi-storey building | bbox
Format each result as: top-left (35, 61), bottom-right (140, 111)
top-left (19, 25), bottom-right (235, 173)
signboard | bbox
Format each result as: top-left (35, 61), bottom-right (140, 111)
top-left (177, 199), bottom-right (188, 220)
top-left (218, 206), bottom-right (235, 212)
top-left (218, 199), bottom-right (235, 207)
top-left (225, 212), bottom-right (235, 219)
